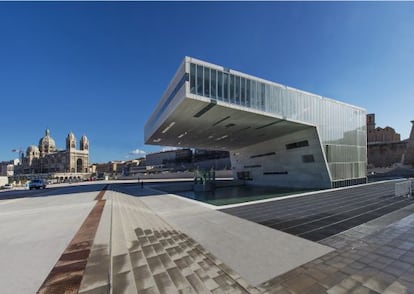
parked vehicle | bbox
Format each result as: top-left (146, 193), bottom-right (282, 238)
top-left (2, 183), bottom-right (12, 189)
top-left (29, 179), bottom-right (47, 190)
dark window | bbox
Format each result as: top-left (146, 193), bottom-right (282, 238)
top-left (204, 67), bottom-right (210, 97)
top-left (263, 171), bottom-right (288, 175)
top-left (302, 154), bottom-right (315, 163)
top-left (286, 140), bottom-right (309, 150)
top-left (241, 78), bottom-right (246, 106)
top-left (217, 71), bottom-right (223, 100)
top-left (210, 69), bottom-right (217, 98)
top-left (250, 152), bottom-right (276, 159)
top-left (237, 171), bottom-right (252, 180)
top-left (244, 165), bottom-right (261, 168)
top-left (190, 63), bottom-right (196, 94)
top-left (223, 73), bottom-right (229, 100)
top-left (246, 79), bottom-right (251, 107)
top-left (196, 64), bottom-right (204, 95)
top-left (229, 74), bottom-right (235, 103)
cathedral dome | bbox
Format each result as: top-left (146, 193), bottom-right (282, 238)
top-left (38, 129), bottom-right (56, 154)
top-left (26, 145), bottom-right (39, 156)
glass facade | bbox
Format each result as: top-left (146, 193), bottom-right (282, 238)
top-left (188, 61), bottom-right (366, 185)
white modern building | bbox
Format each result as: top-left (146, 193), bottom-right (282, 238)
top-left (145, 57), bottom-right (367, 188)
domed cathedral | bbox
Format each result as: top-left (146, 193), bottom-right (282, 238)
top-left (16, 129), bottom-right (90, 180)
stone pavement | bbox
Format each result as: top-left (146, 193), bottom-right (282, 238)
top-left (138, 191), bottom-right (333, 286)
top-left (80, 190), bottom-right (261, 293)
top-left (3, 182), bottom-right (414, 293)
top-left (80, 186), bottom-right (414, 293)
top-left (256, 203), bottom-right (414, 294)
top-left (0, 192), bottom-right (97, 294)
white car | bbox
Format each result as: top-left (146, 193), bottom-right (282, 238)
top-left (2, 183), bottom-right (12, 189)
top-left (29, 179), bottom-right (47, 190)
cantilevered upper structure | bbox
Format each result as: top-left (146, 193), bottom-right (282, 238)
top-left (145, 57), bottom-right (367, 188)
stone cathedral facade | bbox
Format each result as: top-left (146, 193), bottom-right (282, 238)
top-left (15, 129), bottom-right (89, 179)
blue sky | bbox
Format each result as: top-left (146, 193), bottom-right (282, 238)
top-left (1, 2), bottom-right (413, 163)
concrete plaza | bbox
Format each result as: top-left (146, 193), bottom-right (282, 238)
top-left (0, 180), bottom-right (413, 293)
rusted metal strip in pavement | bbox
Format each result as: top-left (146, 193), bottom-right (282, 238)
top-left (37, 185), bottom-right (109, 294)
top-left (95, 184), bottom-right (109, 201)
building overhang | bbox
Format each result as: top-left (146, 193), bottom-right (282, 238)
top-left (145, 96), bottom-right (315, 151)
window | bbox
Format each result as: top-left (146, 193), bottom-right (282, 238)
top-left (210, 69), bottom-right (217, 98)
top-left (229, 74), bottom-right (235, 103)
top-left (235, 76), bottom-right (240, 104)
top-left (244, 164), bottom-right (261, 168)
top-left (223, 73), bottom-right (229, 100)
top-left (286, 140), bottom-right (309, 150)
top-left (196, 64), bottom-right (203, 95)
top-left (264, 171), bottom-right (288, 175)
top-left (190, 63), bottom-right (196, 94)
top-left (204, 67), bottom-right (210, 97)
top-left (217, 71), bottom-right (223, 100)
top-left (302, 154), bottom-right (315, 163)
top-left (246, 79), bottom-right (251, 107)
top-left (250, 152), bottom-right (275, 159)
top-left (241, 78), bottom-right (246, 106)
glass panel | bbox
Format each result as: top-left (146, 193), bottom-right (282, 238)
top-left (235, 76), bottom-right (241, 105)
top-left (204, 67), bottom-right (210, 97)
top-left (210, 69), bottom-right (217, 99)
top-left (251, 80), bottom-right (256, 109)
top-left (196, 64), bottom-right (203, 96)
top-left (217, 71), bottom-right (223, 100)
top-left (223, 72), bottom-right (229, 101)
top-left (230, 74), bottom-right (235, 103)
top-left (241, 77), bottom-right (245, 106)
top-left (190, 63), bottom-right (196, 94)
top-left (246, 79), bottom-right (251, 107)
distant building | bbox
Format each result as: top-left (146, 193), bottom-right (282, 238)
top-left (145, 149), bottom-right (192, 171)
top-left (367, 113), bottom-right (401, 143)
top-left (0, 159), bottom-right (17, 177)
top-left (367, 116), bottom-right (414, 168)
top-left (94, 161), bottom-right (124, 177)
top-left (14, 129), bottom-right (89, 180)
top-left (91, 158), bottom-right (147, 178)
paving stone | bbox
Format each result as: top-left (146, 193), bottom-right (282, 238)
top-left (153, 272), bottom-right (178, 294)
top-left (327, 284), bottom-right (348, 294)
top-left (153, 243), bottom-right (164, 255)
top-left (133, 265), bottom-right (154, 290)
top-left (113, 271), bottom-right (137, 294)
top-left (139, 286), bottom-right (159, 294)
top-left (159, 253), bottom-right (175, 269)
top-left (383, 281), bottom-right (409, 294)
top-left (147, 256), bottom-right (165, 275)
top-left (281, 273), bottom-right (318, 293)
top-left (186, 273), bottom-right (210, 294)
top-left (319, 271), bottom-right (348, 289)
top-left (339, 277), bottom-right (361, 290)
top-left (350, 285), bottom-right (380, 294)
top-left (130, 250), bottom-right (146, 268)
top-left (363, 276), bottom-right (393, 293)
top-left (142, 245), bottom-right (157, 258)
top-left (167, 267), bottom-right (192, 291)
top-left (112, 254), bottom-right (130, 274)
